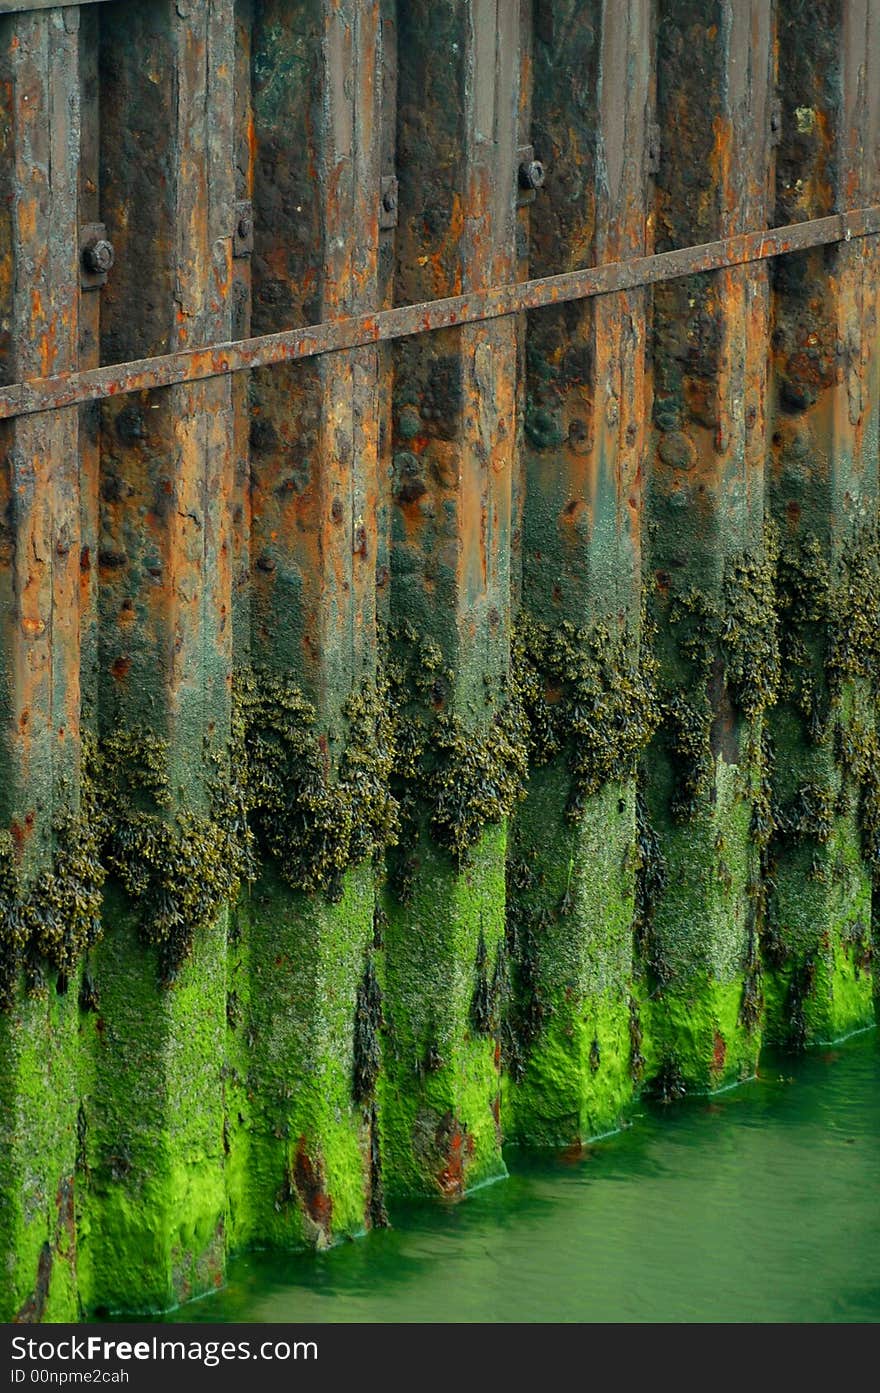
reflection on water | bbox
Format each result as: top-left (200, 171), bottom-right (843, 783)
top-left (161, 1030), bottom-right (880, 1323)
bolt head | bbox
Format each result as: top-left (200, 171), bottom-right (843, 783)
top-left (519, 159), bottom-right (545, 191)
top-left (83, 238), bottom-right (115, 275)
top-left (382, 188), bottom-right (398, 213)
top-left (237, 215), bottom-right (253, 242)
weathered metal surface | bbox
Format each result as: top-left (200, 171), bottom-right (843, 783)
top-left (77, 0), bottom-right (236, 1313)
top-left (764, 0), bottom-right (880, 1044)
top-left (239, 0), bottom-right (383, 1250)
top-left (0, 0), bottom-right (878, 1324)
top-left (0, 5), bottom-right (82, 1322)
top-left (380, 0), bottom-right (521, 1196)
top-left (643, 0), bottom-right (778, 1088)
top-left (507, 0), bottom-right (653, 1144)
top-left (0, 207), bottom-right (877, 421)
top-left (0, 1), bottom-right (105, 11)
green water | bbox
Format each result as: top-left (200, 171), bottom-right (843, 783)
top-left (163, 1030), bottom-right (880, 1323)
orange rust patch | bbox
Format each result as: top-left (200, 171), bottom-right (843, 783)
top-left (10, 814), bottom-right (34, 855)
top-left (435, 1115), bottom-right (475, 1196)
top-left (293, 1137), bottom-right (333, 1235)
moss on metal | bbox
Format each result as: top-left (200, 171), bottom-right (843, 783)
top-left (499, 611), bottom-right (658, 1144)
top-left (655, 530), bottom-right (780, 822)
top-left (0, 743), bottom-right (104, 1008)
top-left (236, 664), bottom-right (398, 898)
top-left (384, 622), bottom-right (527, 880)
top-left (638, 531), bottom-right (781, 1091)
top-left (512, 612), bottom-right (659, 818)
top-left (94, 731), bottom-right (250, 984)
top-left (379, 825), bottom-right (508, 1198)
top-left (759, 525), bottom-right (880, 1044)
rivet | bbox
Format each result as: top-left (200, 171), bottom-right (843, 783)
top-left (518, 159), bottom-right (545, 191)
top-left (82, 238), bottom-right (115, 275)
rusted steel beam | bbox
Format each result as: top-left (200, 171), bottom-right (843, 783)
top-left (508, 0), bottom-right (533, 610)
top-left (0, 207), bottom-right (877, 422)
top-left (642, 0), bottom-right (778, 1091)
top-left (237, 0), bottom-right (384, 1251)
top-left (229, 0), bottom-right (253, 665)
top-left (222, 0), bottom-right (253, 1252)
top-left (0, 1), bottom-right (106, 12)
top-left (764, 0), bottom-right (880, 1044)
top-left (0, 6), bottom-right (82, 1322)
top-left (505, 0), bottom-right (653, 1145)
top-left (374, 0), bottom-right (398, 630)
top-left (77, 3), bottom-right (100, 724)
top-left (379, 0), bottom-right (520, 1198)
top-left (77, 0), bottom-right (236, 1316)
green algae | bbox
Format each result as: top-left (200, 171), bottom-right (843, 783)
top-left (639, 751), bottom-right (762, 1090)
top-left (637, 532), bottom-right (781, 1089)
top-left (237, 665), bottom-right (397, 898)
top-left (761, 527), bottom-right (880, 1044)
top-left (380, 826), bottom-right (507, 1198)
top-left (503, 769), bottom-right (638, 1144)
top-left (76, 888), bottom-right (227, 1316)
top-left (0, 987), bottom-right (80, 1322)
top-left (224, 862), bottom-right (375, 1254)
top-left (3, 526), bottom-right (880, 1320)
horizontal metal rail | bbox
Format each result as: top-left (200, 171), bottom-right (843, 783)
top-left (0, 2), bottom-right (105, 13)
top-left (1, 205), bottom-right (877, 422)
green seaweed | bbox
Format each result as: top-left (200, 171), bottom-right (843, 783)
top-left (511, 612), bottom-right (659, 819)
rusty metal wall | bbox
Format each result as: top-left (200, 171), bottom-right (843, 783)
top-left (0, 0), bottom-right (878, 1320)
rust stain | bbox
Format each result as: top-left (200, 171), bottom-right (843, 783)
top-left (13, 1243), bottom-right (52, 1324)
top-left (293, 1137), bottom-right (333, 1238)
top-left (434, 1113), bottom-right (475, 1197)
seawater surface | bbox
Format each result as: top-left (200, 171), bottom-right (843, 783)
top-left (160, 1030), bottom-right (880, 1323)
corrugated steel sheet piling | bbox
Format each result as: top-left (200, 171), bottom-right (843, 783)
top-left (504, 0), bottom-right (653, 1144)
top-left (640, 0), bottom-right (777, 1091)
top-left (234, 0), bottom-right (383, 1250)
top-left (379, 0), bottom-right (520, 1196)
top-left (763, 0), bottom-right (880, 1045)
top-left (0, 6), bottom-right (82, 1323)
top-left (0, 0), bottom-right (877, 1323)
top-left (76, 0), bottom-right (236, 1313)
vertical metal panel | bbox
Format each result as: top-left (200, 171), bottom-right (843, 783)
top-left (0, 5), bottom-right (82, 1322)
top-left (242, 0), bottom-right (382, 1250)
top-left (644, 0), bottom-right (777, 1088)
top-left (223, 0), bottom-right (255, 1255)
top-left (507, 0), bottom-right (653, 1145)
top-left (79, 0), bottom-right (236, 1314)
top-left (381, 0), bottom-right (520, 1196)
top-left (78, 2), bottom-right (100, 724)
top-left (0, 0), bottom-right (876, 1324)
top-left (765, 0), bottom-right (880, 1045)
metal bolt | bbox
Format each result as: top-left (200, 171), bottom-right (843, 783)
top-left (237, 214), bottom-right (253, 242)
top-left (82, 237), bottom-right (115, 275)
top-left (382, 187), bottom-right (398, 214)
top-left (518, 159), bottom-right (545, 191)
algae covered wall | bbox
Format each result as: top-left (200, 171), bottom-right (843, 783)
top-left (0, 0), bottom-right (878, 1320)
